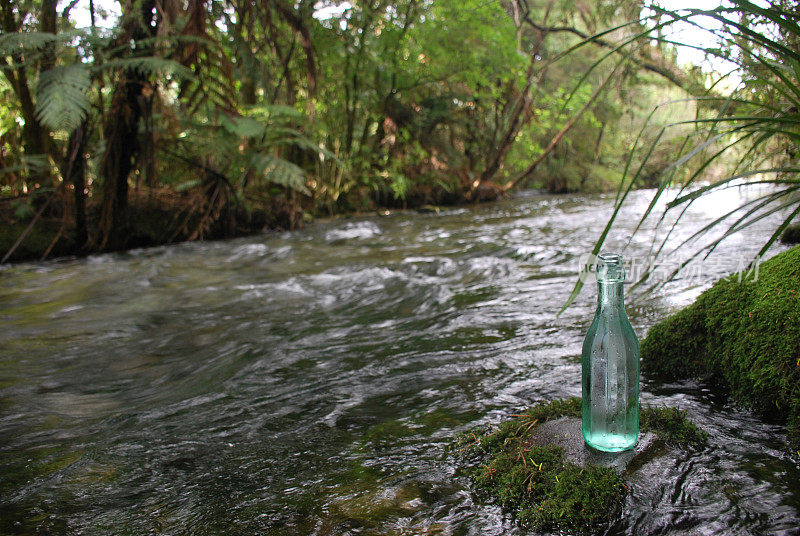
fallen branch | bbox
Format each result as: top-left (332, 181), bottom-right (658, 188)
top-left (1, 192), bottom-right (54, 263)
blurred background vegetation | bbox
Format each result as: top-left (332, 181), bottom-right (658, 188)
top-left (0, 0), bottom-right (795, 261)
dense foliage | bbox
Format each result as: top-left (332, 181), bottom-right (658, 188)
top-left (0, 0), bottom-right (699, 260)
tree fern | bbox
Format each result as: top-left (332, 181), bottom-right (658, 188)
top-left (0, 32), bottom-right (59, 56)
top-left (35, 65), bottom-right (91, 132)
top-left (246, 104), bottom-right (304, 121)
top-left (0, 154), bottom-right (55, 183)
top-left (275, 133), bottom-right (338, 162)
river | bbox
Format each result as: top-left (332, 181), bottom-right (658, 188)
top-left (1, 188), bottom-right (798, 535)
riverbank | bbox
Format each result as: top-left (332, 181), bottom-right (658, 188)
top-left (0, 183), bottom-right (504, 264)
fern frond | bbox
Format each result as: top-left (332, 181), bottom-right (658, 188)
top-left (35, 65), bottom-right (91, 132)
top-left (97, 57), bottom-right (192, 78)
top-left (273, 134), bottom-right (338, 162)
top-left (0, 154), bottom-right (57, 182)
top-left (221, 115), bottom-right (265, 138)
top-left (245, 104), bottom-right (304, 121)
top-left (250, 153), bottom-right (309, 194)
top-left (103, 34), bottom-right (214, 58)
top-left (0, 32), bottom-right (59, 55)
top-left (22, 154), bottom-right (53, 176)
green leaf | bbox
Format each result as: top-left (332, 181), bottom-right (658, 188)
top-left (35, 66), bottom-right (91, 132)
top-left (245, 104), bottom-right (303, 121)
top-left (175, 179), bottom-right (201, 192)
top-left (12, 200), bottom-right (33, 220)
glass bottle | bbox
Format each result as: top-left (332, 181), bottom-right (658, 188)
top-left (582, 253), bottom-right (640, 452)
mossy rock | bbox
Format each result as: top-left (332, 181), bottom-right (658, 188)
top-left (454, 398), bottom-right (705, 534)
top-left (781, 224), bottom-right (800, 244)
top-left (641, 245), bottom-right (800, 446)
top-left (640, 405), bottom-right (707, 447)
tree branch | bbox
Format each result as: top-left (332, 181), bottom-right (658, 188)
top-left (503, 62), bottom-right (621, 191)
top-left (517, 7), bottom-right (707, 98)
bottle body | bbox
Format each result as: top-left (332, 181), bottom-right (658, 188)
top-left (582, 254), bottom-right (640, 452)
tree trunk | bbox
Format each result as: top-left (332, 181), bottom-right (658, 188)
top-left (64, 120), bottom-right (88, 248)
top-left (96, 76), bottom-right (149, 249)
top-left (15, 70), bottom-right (50, 167)
top-left (503, 65), bottom-right (619, 192)
top-left (0, 0), bottom-right (53, 185)
top-left (39, 0), bottom-right (57, 69)
top-left (94, 0), bottom-right (156, 250)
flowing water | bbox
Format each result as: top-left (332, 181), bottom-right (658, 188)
top-left (1, 189), bottom-right (799, 535)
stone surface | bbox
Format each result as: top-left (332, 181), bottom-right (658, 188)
top-left (527, 416), bottom-right (658, 473)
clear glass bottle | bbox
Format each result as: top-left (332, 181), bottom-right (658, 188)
top-left (582, 253), bottom-right (640, 452)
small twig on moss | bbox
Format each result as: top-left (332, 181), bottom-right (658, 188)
top-left (481, 464), bottom-right (496, 481)
top-left (458, 432), bottom-right (481, 453)
top-left (515, 418), bottom-right (539, 436)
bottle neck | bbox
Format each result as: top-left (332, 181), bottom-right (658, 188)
top-left (597, 280), bottom-right (624, 310)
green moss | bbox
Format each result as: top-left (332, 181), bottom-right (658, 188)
top-left (458, 403), bottom-right (614, 532)
top-left (641, 246), bottom-right (800, 446)
top-left (473, 444), bottom-right (623, 532)
top-left (471, 398), bottom-right (582, 454)
top-left (640, 406), bottom-right (707, 447)
top-left (639, 304), bottom-right (709, 379)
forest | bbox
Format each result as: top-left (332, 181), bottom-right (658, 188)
top-left (2, 2), bottom-right (800, 534)
top-left (0, 0), bottom-right (719, 261)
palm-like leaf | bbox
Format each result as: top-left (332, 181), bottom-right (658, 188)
top-left (221, 115), bottom-right (265, 138)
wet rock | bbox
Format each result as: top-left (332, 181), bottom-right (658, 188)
top-left (416, 205), bottom-right (440, 214)
top-left (527, 416), bottom-right (658, 474)
top-left (330, 480), bottom-right (424, 522)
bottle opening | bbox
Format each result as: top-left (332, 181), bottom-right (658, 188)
top-left (597, 252), bottom-right (625, 282)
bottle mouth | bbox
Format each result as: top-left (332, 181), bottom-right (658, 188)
top-left (597, 252), bottom-right (625, 282)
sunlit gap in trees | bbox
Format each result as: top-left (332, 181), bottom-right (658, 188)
top-left (59, 0), bottom-right (120, 30)
top-left (643, 0), bottom-right (774, 90)
top-left (314, 1), bottom-right (353, 21)
top-left (63, 0), bottom-right (354, 31)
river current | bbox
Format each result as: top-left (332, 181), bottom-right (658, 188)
top-left (1, 188), bottom-right (798, 535)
